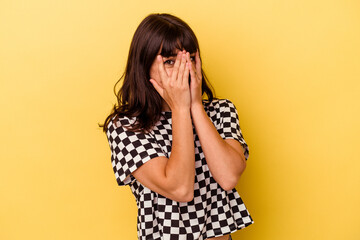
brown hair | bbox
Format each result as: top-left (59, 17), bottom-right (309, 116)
top-left (99, 13), bottom-right (215, 133)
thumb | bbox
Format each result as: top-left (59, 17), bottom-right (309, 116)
top-left (149, 78), bottom-right (164, 97)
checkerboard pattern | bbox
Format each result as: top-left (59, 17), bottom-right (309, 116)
top-left (106, 99), bottom-right (254, 240)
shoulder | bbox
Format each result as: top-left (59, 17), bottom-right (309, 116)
top-left (106, 114), bottom-right (137, 137)
top-left (201, 98), bottom-right (237, 126)
top-left (203, 98), bottom-right (236, 112)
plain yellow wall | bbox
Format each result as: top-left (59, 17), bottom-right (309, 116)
top-left (1, 0), bottom-right (359, 239)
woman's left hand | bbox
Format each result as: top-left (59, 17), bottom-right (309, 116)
top-left (188, 50), bottom-right (203, 109)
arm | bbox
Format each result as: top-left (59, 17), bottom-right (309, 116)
top-left (132, 109), bottom-right (195, 202)
top-left (188, 51), bottom-right (246, 191)
top-left (190, 104), bottom-right (246, 191)
top-left (132, 51), bottom-right (195, 202)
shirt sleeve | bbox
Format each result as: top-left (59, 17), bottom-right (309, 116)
top-left (218, 99), bottom-right (250, 160)
top-left (106, 118), bottom-right (166, 186)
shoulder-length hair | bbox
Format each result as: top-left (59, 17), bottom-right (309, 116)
top-left (99, 13), bottom-right (215, 133)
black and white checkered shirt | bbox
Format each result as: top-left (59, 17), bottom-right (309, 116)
top-left (106, 99), bottom-right (254, 240)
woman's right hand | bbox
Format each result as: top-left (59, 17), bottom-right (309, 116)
top-left (150, 51), bottom-right (192, 112)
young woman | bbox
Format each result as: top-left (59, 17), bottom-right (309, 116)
top-left (100, 13), bottom-right (254, 240)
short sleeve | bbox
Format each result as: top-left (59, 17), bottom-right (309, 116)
top-left (106, 118), bottom-right (166, 186)
top-left (218, 99), bottom-right (250, 160)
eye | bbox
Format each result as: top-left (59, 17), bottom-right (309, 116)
top-left (164, 59), bottom-right (175, 65)
top-left (190, 56), bottom-right (196, 62)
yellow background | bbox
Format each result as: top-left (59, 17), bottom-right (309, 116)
top-left (1, 0), bottom-right (359, 239)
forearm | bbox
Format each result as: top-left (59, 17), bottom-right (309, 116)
top-left (191, 103), bottom-right (246, 191)
top-left (165, 108), bottom-right (195, 198)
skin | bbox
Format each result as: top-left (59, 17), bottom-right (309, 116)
top-left (133, 51), bottom-right (195, 202)
top-left (132, 49), bottom-right (246, 240)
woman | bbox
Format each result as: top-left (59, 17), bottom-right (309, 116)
top-left (100, 13), bottom-right (254, 240)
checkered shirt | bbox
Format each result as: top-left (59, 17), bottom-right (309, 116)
top-left (106, 99), bottom-right (254, 240)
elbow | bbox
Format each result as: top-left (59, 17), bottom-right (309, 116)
top-left (220, 162), bottom-right (247, 191)
top-left (219, 173), bottom-right (241, 191)
top-left (179, 191), bottom-right (194, 202)
top-left (173, 186), bottom-right (194, 202)
top-left (220, 179), bottom-right (238, 191)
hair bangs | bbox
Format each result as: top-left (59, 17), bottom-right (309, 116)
top-left (160, 27), bottom-right (198, 57)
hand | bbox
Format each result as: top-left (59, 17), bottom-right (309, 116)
top-left (150, 51), bottom-right (192, 112)
top-left (188, 50), bottom-right (203, 109)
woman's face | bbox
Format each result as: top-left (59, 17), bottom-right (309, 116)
top-left (149, 49), bottom-right (196, 88)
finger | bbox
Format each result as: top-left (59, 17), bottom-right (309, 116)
top-left (189, 61), bottom-right (197, 86)
top-left (195, 50), bottom-right (202, 78)
top-left (177, 52), bottom-right (187, 81)
top-left (157, 55), bottom-right (168, 83)
top-left (186, 53), bottom-right (195, 83)
top-left (149, 78), bottom-right (164, 97)
top-left (171, 52), bottom-right (182, 81)
top-left (182, 61), bottom-right (190, 86)
top-left (185, 50), bottom-right (192, 64)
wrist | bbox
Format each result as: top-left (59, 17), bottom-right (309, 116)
top-left (172, 107), bottom-right (191, 116)
top-left (190, 102), bottom-right (205, 115)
